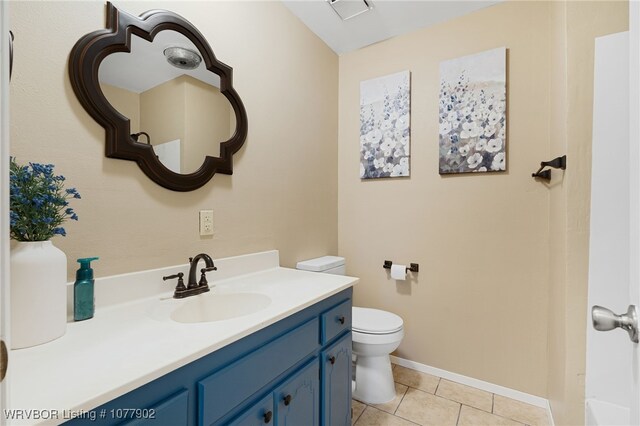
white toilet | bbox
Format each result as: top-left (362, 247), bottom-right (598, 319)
top-left (296, 256), bottom-right (404, 404)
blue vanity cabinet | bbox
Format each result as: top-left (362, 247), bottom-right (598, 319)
top-left (321, 333), bottom-right (352, 426)
top-left (64, 288), bottom-right (352, 426)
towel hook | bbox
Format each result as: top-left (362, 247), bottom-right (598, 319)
top-left (532, 155), bottom-right (566, 181)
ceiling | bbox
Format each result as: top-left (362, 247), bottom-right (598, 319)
top-left (99, 1), bottom-right (502, 92)
top-left (281, 0), bottom-right (502, 55)
top-left (99, 30), bottom-right (220, 93)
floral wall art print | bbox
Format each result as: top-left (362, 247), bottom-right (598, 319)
top-left (360, 70), bottom-right (410, 179)
top-left (439, 47), bottom-right (506, 174)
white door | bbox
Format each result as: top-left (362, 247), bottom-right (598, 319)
top-left (153, 139), bottom-right (181, 173)
top-left (586, 5), bottom-right (640, 425)
top-left (629, 2), bottom-right (640, 424)
top-left (0, 0), bottom-right (10, 424)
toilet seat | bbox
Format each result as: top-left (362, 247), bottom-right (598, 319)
top-left (352, 307), bottom-right (403, 335)
top-left (352, 327), bottom-right (404, 346)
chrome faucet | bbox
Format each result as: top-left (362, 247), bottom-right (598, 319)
top-left (163, 253), bottom-right (217, 299)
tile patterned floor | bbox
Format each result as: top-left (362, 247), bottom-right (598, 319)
top-left (352, 364), bottom-right (551, 426)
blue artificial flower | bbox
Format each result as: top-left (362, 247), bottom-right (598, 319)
top-left (9, 210), bottom-right (18, 227)
top-left (9, 158), bottom-right (81, 241)
top-left (65, 187), bottom-right (82, 199)
top-left (32, 196), bottom-right (44, 209)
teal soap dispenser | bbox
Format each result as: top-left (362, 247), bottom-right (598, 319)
top-left (74, 257), bottom-right (99, 321)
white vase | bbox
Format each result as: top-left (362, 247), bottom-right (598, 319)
top-left (10, 241), bottom-right (67, 349)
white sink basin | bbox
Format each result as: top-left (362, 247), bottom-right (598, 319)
top-left (170, 292), bottom-right (272, 323)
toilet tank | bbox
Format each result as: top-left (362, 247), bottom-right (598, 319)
top-left (296, 256), bottom-right (345, 275)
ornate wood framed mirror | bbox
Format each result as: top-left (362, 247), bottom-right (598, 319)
top-left (69, 2), bottom-right (248, 191)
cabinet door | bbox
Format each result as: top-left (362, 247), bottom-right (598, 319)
top-left (228, 394), bottom-right (274, 426)
top-left (321, 333), bottom-right (352, 426)
top-left (274, 359), bottom-right (319, 426)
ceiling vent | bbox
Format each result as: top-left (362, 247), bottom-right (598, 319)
top-left (327, 0), bottom-right (372, 21)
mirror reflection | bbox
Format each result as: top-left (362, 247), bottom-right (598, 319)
top-left (99, 30), bottom-right (235, 174)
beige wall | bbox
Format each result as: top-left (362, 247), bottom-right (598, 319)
top-left (101, 83), bottom-right (140, 133)
top-left (183, 76), bottom-right (231, 168)
top-left (547, 0), bottom-right (570, 422)
top-left (338, 0), bottom-right (628, 417)
top-left (140, 75), bottom-right (231, 172)
top-left (338, 1), bottom-right (552, 397)
top-left (140, 77), bottom-right (186, 164)
top-left (9, 1), bottom-right (339, 279)
top-left (547, 2), bottom-right (628, 425)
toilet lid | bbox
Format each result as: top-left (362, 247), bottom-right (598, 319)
top-left (352, 307), bottom-right (403, 334)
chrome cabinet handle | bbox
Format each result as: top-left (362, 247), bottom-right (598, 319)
top-left (592, 305), bottom-right (639, 343)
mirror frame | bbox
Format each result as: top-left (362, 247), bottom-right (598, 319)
top-left (68, 2), bottom-right (248, 191)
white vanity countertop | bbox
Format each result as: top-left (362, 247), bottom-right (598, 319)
top-left (8, 251), bottom-right (357, 424)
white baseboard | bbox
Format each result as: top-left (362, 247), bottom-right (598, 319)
top-left (390, 355), bottom-right (555, 426)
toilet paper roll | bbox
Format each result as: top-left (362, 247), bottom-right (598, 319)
top-left (390, 264), bottom-right (407, 280)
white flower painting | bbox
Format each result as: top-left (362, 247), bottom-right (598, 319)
top-left (439, 47), bottom-right (506, 174)
top-left (360, 71), bottom-right (410, 179)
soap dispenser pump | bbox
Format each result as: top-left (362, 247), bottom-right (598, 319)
top-left (74, 257), bottom-right (99, 321)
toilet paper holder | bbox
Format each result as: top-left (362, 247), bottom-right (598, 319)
top-left (383, 260), bottom-right (419, 273)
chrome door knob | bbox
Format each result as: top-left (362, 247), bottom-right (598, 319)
top-left (592, 305), bottom-right (639, 343)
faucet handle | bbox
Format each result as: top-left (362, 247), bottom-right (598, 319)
top-left (198, 266), bottom-right (217, 287)
top-left (163, 272), bottom-right (186, 291)
top-left (162, 272), bottom-right (183, 280)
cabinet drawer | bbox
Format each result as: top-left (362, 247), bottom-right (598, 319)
top-left (199, 318), bottom-right (319, 426)
top-left (122, 388), bottom-right (189, 426)
top-left (321, 300), bottom-right (351, 344)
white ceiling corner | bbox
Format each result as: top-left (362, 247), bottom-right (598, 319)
top-left (281, 0), bottom-right (503, 55)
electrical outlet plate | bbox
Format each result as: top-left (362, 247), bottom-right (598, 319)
top-left (199, 210), bottom-right (214, 236)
